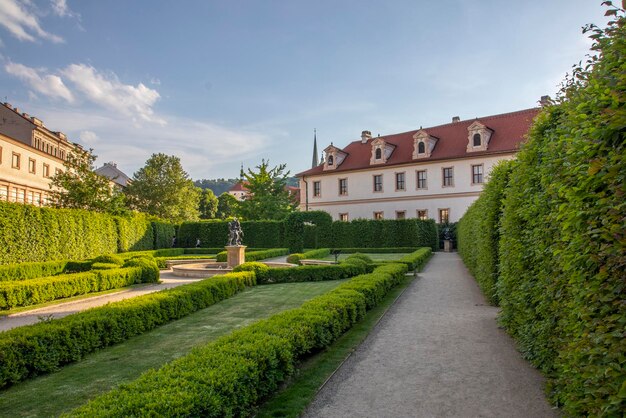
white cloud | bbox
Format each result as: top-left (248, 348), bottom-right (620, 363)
top-left (61, 64), bottom-right (164, 125)
top-left (51, 0), bottom-right (72, 17)
top-left (79, 130), bottom-right (99, 144)
top-left (0, 0), bottom-right (63, 43)
top-left (5, 62), bottom-right (74, 102)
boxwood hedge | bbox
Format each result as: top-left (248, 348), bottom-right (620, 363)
top-left (0, 271), bottom-right (256, 388)
top-left (0, 260), bottom-right (92, 282)
top-left (215, 248), bottom-right (289, 263)
top-left (66, 263), bottom-right (410, 417)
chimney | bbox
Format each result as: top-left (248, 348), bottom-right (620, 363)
top-left (361, 130), bottom-right (372, 143)
top-left (452, 116), bottom-right (460, 123)
top-left (540, 95), bottom-right (551, 106)
top-left (3, 102), bottom-right (11, 109)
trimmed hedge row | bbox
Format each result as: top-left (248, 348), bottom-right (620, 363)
top-left (328, 219), bottom-right (438, 250)
top-left (0, 271), bottom-right (256, 388)
top-left (177, 220), bottom-right (284, 248)
top-left (67, 263), bottom-right (408, 417)
top-left (0, 260), bottom-right (159, 309)
top-left (330, 247), bottom-right (419, 254)
top-left (215, 248), bottom-right (289, 263)
top-left (0, 260), bottom-right (92, 282)
top-left (257, 263), bottom-right (366, 284)
top-left (385, 247), bottom-right (433, 271)
top-left (286, 248), bottom-right (331, 264)
top-left (115, 214), bottom-right (154, 252)
top-left (284, 211), bottom-right (333, 252)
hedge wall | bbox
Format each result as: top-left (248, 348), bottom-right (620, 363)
top-left (457, 161), bottom-right (513, 305)
top-left (67, 263), bottom-right (409, 417)
top-left (115, 214), bottom-right (154, 252)
top-left (0, 271), bottom-right (255, 388)
top-left (0, 201), bottom-right (118, 265)
top-left (284, 211), bottom-right (333, 252)
top-left (177, 220), bottom-right (284, 248)
top-left (151, 220), bottom-right (176, 250)
top-left (0, 260), bottom-right (92, 282)
top-left (457, 13), bottom-right (625, 416)
top-left (328, 219), bottom-right (438, 250)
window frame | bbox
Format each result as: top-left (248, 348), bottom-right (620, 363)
top-left (417, 209), bottom-right (428, 220)
top-left (339, 213), bottom-right (349, 222)
top-left (313, 180), bottom-right (321, 198)
top-left (43, 163), bottom-right (50, 178)
top-left (0, 145), bottom-right (3, 164)
top-left (416, 169), bottom-right (427, 190)
top-left (471, 164), bottom-right (484, 184)
top-left (442, 166), bottom-right (454, 187)
top-left (373, 211), bottom-right (384, 220)
top-left (438, 208), bottom-right (450, 224)
top-left (373, 174), bottom-right (383, 192)
top-left (418, 141), bottom-right (426, 154)
top-left (375, 147), bottom-right (382, 160)
top-left (396, 210), bottom-right (406, 220)
top-left (395, 171), bottom-right (406, 191)
top-left (473, 133), bottom-right (482, 147)
top-left (28, 158), bottom-right (36, 174)
top-left (338, 178), bottom-right (348, 196)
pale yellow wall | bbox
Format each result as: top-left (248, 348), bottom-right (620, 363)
top-left (0, 133), bottom-right (66, 205)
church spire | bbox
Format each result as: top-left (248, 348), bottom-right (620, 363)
top-left (239, 162), bottom-right (245, 180)
top-left (311, 129), bottom-right (319, 168)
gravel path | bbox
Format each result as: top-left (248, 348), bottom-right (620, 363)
top-left (0, 270), bottom-right (201, 332)
top-left (303, 252), bottom-right (557, 418)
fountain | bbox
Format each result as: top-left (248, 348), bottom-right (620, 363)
top-left (171, 218), bottom-right (294, 278)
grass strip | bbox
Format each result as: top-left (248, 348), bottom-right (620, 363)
top-left (0, 281), bottom-right (345, 418)
top-left (255, 274), bottom-right (414, 418)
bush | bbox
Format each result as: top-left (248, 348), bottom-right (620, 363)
top-left (90, 263), bottom-right (120, 270)
top-left (286, 253), bottom-right (304, 264)
top-left (328, 219), bottom-right (438, 250)
top-left (286, 248), bottom-right (331, 265)
top-left (284, 211), bottom-right (333, 252)
top-left (0, 271), bottom-right (256, 388)
top-left (232, 262), bottom-right (270, 277)
top-left (151, 220), bottom-right (176, 249)
top-left (330, 247), bottom-right (419, 254)
top-left (345, 253), bottom-right (373, 264)
top-left (215, 248), bottom-right (289, 263)
top-left (0, 260), bottom-right (92, 282)
top-left (115, 214), bottom-right (154, 252)
top-left (66, 264), bottom-right (408, 417)
top-left (256, 263), bottom-right (365, 285)
top-left (91, 254), bottom-right (124, 266)
top-left (122, 257), bottom-right (159, 283)
top-left (177, 220), bottom-right (285, 248)
top-left (393, 247), bottom-right (433, 271)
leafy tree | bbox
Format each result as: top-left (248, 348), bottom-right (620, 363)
top-left (49, 147), bottom-right (127, 214)
top-left (124, 153), bottom-right (200, 223)
top-left (216, 192), bottom-right (239, 219)
top-left (237, 160), bottom-right (296, 220)
top-left (199, 188), bottom-right (218, 219)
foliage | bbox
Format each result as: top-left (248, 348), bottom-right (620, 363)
top-left (255, 263), bottom-right (366, 285)
top-left (216, 192), bottom-right (239, 219)
top-left (0, 271), bottom-right (255, 389)
top-left (457, 8), bottom-right (626, 415)
top-left (329, 219), bottom-right (438, 250)
top-left (151, 220), bottom-right (176, 249)
top-left (124, 153), bottom-right (200, 223)
top-left (344, 253), bottom-right (374, 264)
top-left (0, 201), bottom-right (119, 264)
top-left (194, 178), bottom-right (239, 196)
top-left (49, 147), bottom-right (127, 215)
top-left (91, 254), bottom-right (124, 266)
top-left (215, 248), bottom-right (289, 263)
top-left (198, 188), bottom-right (219, 219)
top-left (237, 160), bottom-right (297, 220)
top-left (178, 220), bottom-right (284, 248)
top-left (122, 257), bottom-right (160, 282)
top-left (232, 261), bottom-right (270, 277)
top-left (457, 161), bottom-right (513, 304)
top-left (394, 247), bottom-right (433, 271)
top-left (330, 247), bottom-right (419, 253)
top-left (115, 214), bottom-right (155, 252)
top-left (284, 211), bottom-right (333, 253)
top-left (286, 248), bottom-right (331, 264)
top-left (66, 264), bottom-right (407, 417)
top-left (0, 260), bottom-right (92, 282)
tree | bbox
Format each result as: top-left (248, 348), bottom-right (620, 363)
top-left (49, 147), bottom-right (127, 214)
top-left (124, 153), bottom-right (200, 223)
top-left (199, 188), bottom-right (218, 219)
top-left (237, 159), bottom-right (296, 220)
top-left (216, 192), bottom-right (239, 219)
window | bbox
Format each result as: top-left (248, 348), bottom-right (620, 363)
top-left (313, 181), bottom-right (321, 197)
top-left (418, 141), bottom-right (425, 154)
top-left (0, 185), bottom-right (7, 201)
top-left (17, 189), bottom-right (25, 203)
top-left (28, 158), bottom-right (36, 174)
top-left (473, 133), bottom-right (481, 147)
top-left (35, 193), bottom-right (42, 206)
top-left (472, 164), bottom-right (484, 184)
top-left (442, 167), bottom-right (454, 187)
top-left (395, 172), bottom-right (405, 191)
top-left (396, 211), bottom-right (406, 220)
top-left (339, 213), bottom-right (349, 222)
top-left (439, 208), bottom-right (450, 224)
top-left (12, 153), bottom-right (20, 169)
top-left (417, 209), bottom-right (428, 220)
top-left (55, 168), bottom-right (63, 175)
top-left (43, 164), bottom-right (50, 178)
top-left (373, 211), bottom-right (384, 220)
top-left (373, 174), bottom-right (383, 192)
top-left (416, 170), bottom-right (427, 189)
top-left (328, 155), bottom-right (334, 166)
top-left (338, 178), bottom-right (348, 195)
top-left (375, 148), bottom-right (382, 160)
top-left (10, 187), bottom-right (17, 202)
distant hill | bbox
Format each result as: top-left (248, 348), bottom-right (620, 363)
top-left (194, 176), bottom-right (299, 195)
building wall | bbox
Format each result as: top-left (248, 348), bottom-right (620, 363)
top-left (0, 133), bottom-right (65, 205)
top-left (299, 154), bottom-right (514, 222)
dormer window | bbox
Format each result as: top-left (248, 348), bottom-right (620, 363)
top-left (323, 144), bottom-right (348, 171)
top-left (370, 137), bottom-right (396, 165)
top-left (467, 121), bottom-right (492, 152)
top-left (412, 130), bottom-right (438, 159)
top-left (328, 155), bottom-right (334, 166)
top-left (375, 148), bottom-right (382, 160)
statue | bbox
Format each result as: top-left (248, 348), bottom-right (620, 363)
top-left (227, 217), bottom-right (244, 246)
top-left (442, 226), bottom-right (452, 241)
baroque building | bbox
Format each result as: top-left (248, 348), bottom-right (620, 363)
top-left (296, 107), bottom-right (540, 223)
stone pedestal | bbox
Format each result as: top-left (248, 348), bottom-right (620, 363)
top-left (443, 240), bottom-right (453, 253)
top-left (226, 245), bottom-right (246, 268)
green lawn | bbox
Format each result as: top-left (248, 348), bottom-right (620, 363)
top-left (0, 280), bottom-right (344, 418)
top-left (321, 253), bottom-right (410, 262)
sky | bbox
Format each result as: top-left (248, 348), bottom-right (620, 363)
top-left (0, 0), bottom-right (611, 180)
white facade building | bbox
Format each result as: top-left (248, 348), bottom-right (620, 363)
top-left (296, 108), bottom-right (540, 223)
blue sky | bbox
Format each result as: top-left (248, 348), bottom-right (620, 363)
top-left (0, 0), bottom-right (610, 180)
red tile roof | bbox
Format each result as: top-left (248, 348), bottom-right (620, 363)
top-left (229, 181), bottom-right (249, 192)
top-left (296, 107), bottom-right (540, 177)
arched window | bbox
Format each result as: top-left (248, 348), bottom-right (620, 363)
top-left (418, 141), bottom-right (425, 154)
top-left (328, 155), bottom-right (334, 166)
top-left (473, 133), bottom-right (481, 147)
top-left (375, 148), bottom-right (382, 159)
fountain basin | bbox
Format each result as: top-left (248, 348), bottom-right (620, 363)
top-left (171, 261), bottom-right (296, 278)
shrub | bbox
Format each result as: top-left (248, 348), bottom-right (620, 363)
top-left (215, 248), bottom-right (289, 263)
top-left (91, 254), bottom-right (124, 266)
top-left (328, 219), bottom-right (438, 250)
top-left (178, 220), bottom-right (284, 248)
top-left (151, 220), bottom-right (176, 249)
top-left (115, 214), bottom-right (154, 252)
top-left (392, 247), bottom-right (433, 271)
top-left (286, 248), bottom-right (331, 265)
top-left (90, 263), bottom-right (120, 270)
top-left (122, 257), bottom-right (159, 283)
top-left (330, 247), bottom-right (419, 254)
top-left (345, 253), bottom-right (373, 264)
top-left (66, 264), bottom-right (408, 417)
top-left (284, 211), bottom-right (333, 252)
top-left (232, 262), bottom-right (270, 277)
top-left (286, 253), bottom-right (305, 264)
top-left (340, 257), bottom-right (370, 272)
top-left (0, 260), bottom-right (92, 282)
top-left (0, 271), bottom-right (256, 388)
top-left (257, 263), bottom-right (365, 285)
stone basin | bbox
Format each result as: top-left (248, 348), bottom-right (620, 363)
top-left (171, 261), bottom-right (296, 278)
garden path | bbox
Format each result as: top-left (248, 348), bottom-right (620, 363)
top-left (303, 252), bottom-right (557, 418)
top-left (0, 271), bottom-right (198, 332)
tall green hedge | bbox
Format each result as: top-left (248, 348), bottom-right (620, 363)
top-left (0, 202), bottom-right (118, 265)
top-left (151, 220), bottom-right (176, 249)
top-left (115, 214), bottom-right (154, 252)
top-left (457, 12), bottom-right (625, 416)
top-left (457, 161), bottom-right (513, 305)
top-left (328, 219), bottom-right (438, 250)
top-left (284, 211), bottom-right (333, 252)
top-left (177, 220), bottom-right (284, 248)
